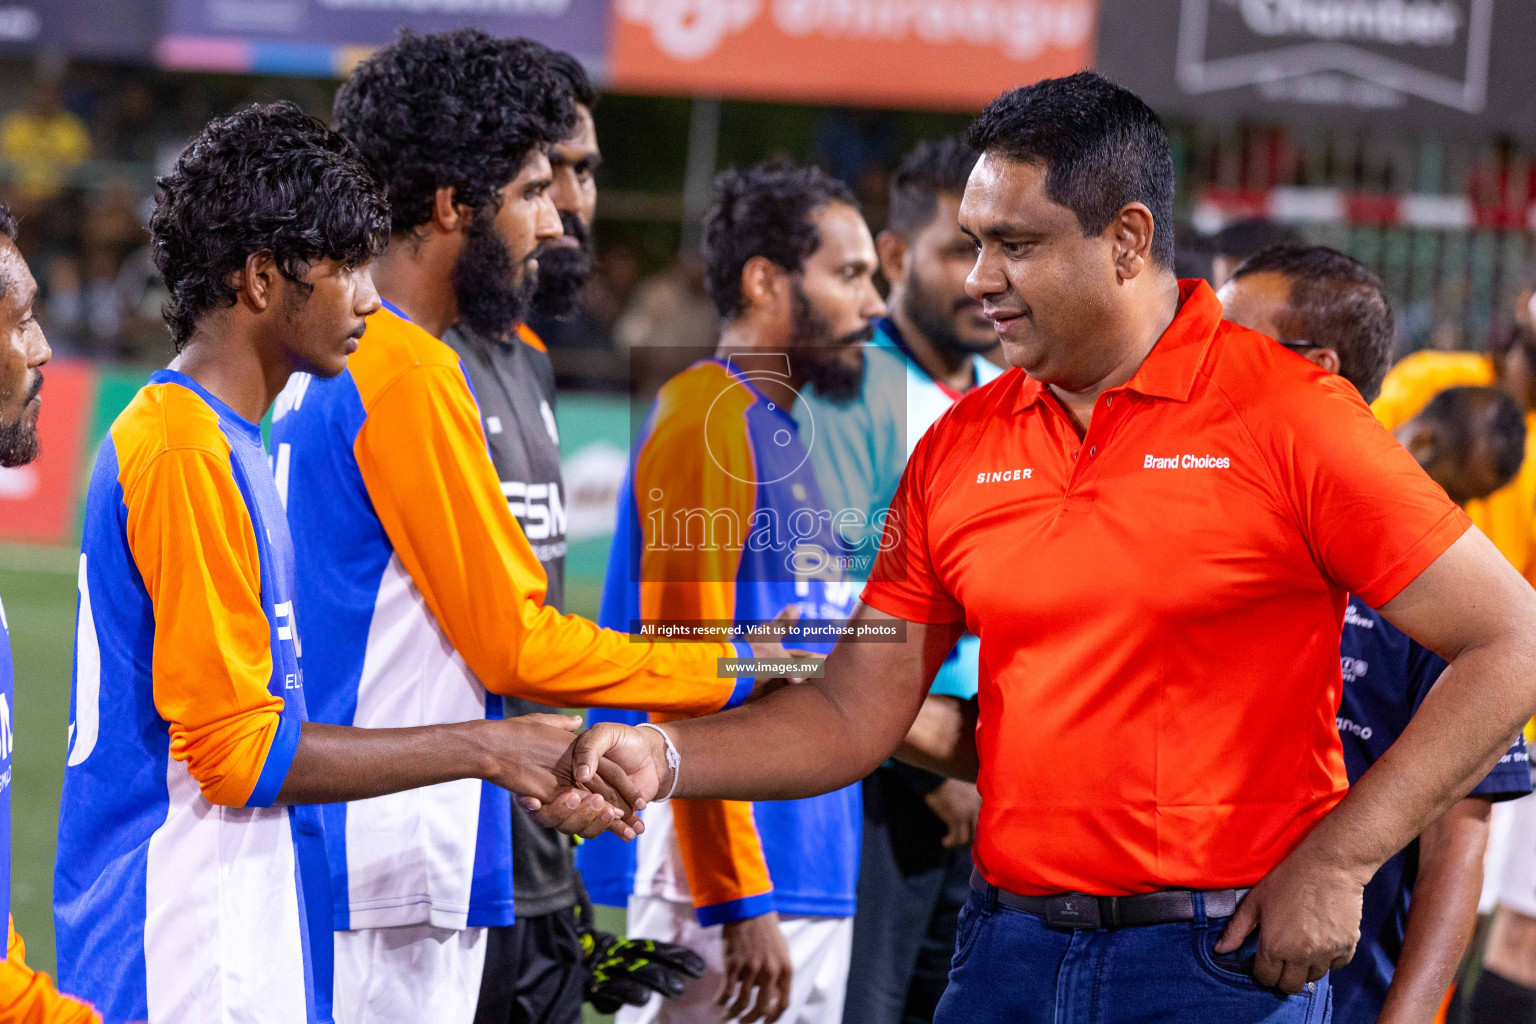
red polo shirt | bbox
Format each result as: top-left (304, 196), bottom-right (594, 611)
top-left (863, 280), bottom-right (1471, 897)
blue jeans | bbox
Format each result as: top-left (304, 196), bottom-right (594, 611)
top-left (935, 888), bottom-right (1332, 1024)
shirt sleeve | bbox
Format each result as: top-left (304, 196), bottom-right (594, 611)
top-left (635, 398), bottom-right (775, 925)
top-left (1259, 372), bottom-right (1471, 609)
top-left (123, 447), bottom-right (295, 808)
top-left (353, 363), bottom-right (746, 715)
top-left (0, 919), bottom-right (103, 1023)
top-left (861, 423), bottom-right (966, 624)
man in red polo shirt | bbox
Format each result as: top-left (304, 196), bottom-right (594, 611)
top-left (549, 73), bottom-right (1536, 1023)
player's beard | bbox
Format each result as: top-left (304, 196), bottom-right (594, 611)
top-left (904, 264), bottom-right (998, 359)
top-left (0, 370), bottom-right (42, 467)
top-left (531, 211), bottom-right (594, 319)
top-left (452, 208), bottom-right (537, 342)
top-left (788, 284), bottom-right (870, 406)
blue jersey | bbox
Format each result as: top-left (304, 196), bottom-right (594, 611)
top-left (54, 370), bottom-right (329, 1024)
top-left (1331, 600), bottom-right (1531, 1024)
top-left (580, 359), bottom-right (861, 922)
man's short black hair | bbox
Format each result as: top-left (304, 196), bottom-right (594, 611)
top-left (887, 136), bottom-right (977, 237)
top-left (1230, 244), bottom-right (1395, 403)
top-left (1213, 218), bottom-right (1302, 261)
top-left (151, 102), bottom-right (389, 352)
top-left (1419, 385), bottom-right (1527, 489)
top-left (967, 72), bottom-right (1175, 268)
top-left (333, 29), bottom-right (575, 237)
top-left (702, 160), bottom-right (858, 320)
top-left (547, 48), bottom-right (598, 111)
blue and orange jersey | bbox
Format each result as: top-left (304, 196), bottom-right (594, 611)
top-left (271, 304), bottom-right (752, 933)
top-left (53, 370), bottom-right (330, 1024)
top-left (579, 359), bottom-right (861, 925)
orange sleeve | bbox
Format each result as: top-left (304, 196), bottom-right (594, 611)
top-left (1269, 373), bottom-right (1471, 608)
top-left (353, 363), bottom-right (747, 714)
top-left (633, 398), bottom-right (775, 923)
top-left (123, 447), bottom-right (292, 808)
top-left (0, 920), bottom-right (102, 1023)
top-left (863, 419), bottom-right (966, 624)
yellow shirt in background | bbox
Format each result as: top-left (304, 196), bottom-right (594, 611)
top-left (1372, 350), bottom-right (1536, 583)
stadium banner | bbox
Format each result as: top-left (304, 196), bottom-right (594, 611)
top-left (0, 0), bottom-right (156, 57)
top-left (1097, 0), bottom-right (1536, 139)
top-left (607, 0), bottom-right (1100, 111)
top-left (157, 0), bottom-right (610, 77)
top-left (0, 361), bottom-right (97, 547)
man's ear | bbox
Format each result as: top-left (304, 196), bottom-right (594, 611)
top-left (875, 229), bottom-right (910, 292)
top-left (739, 255), bottom-right (785, 316)
top-left (1109, 203), bottom-right (1156, 282)
top-left (431, 186), bottom-right (467, 233)
top-left (1398, 422), bottom-right (1440, 471)
top-left (1302, 347), bottom-right (1342, 377)
top-left (230, 251), bottom-right (278, 314)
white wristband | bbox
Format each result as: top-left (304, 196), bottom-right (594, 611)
top-left (636, 723), bottom-right (681, 802)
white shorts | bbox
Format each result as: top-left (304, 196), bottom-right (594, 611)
top-left (617, 895), bottom-right (852, 1024)
top-left (1487, 793), bottom-right (1536, 918)
top-left (333, 924), bottom-right (488, 1024)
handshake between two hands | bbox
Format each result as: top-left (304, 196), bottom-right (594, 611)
top-left (499, 712), bottom-right (667, 841)
top-left (497, 622), bottom-right (822, 839)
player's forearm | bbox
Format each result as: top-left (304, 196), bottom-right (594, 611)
top-left (1294, 634), bottom-right (1536, 882)
top-left (502, 602), bottom-right (744, 714)
top-left (274, 721), bottom-right (498, 804)
top-left (895, 695), bottom-right (979, 781)
top-left (1376, 798), bottom-right (1491, 1024)
top-left (666, 613), bottom-right (954, 801)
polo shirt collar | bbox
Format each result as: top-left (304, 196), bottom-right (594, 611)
top-left (1013, 278), bottom-right (1222, 413)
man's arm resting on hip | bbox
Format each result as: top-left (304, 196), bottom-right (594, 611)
top-left (1220, 528), bottom-right (1536, 992)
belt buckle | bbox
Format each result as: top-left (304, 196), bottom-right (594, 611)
top-left (1044, 894), bottom-right (1101, 929)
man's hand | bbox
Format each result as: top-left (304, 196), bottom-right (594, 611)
top-left (742, 606), bottom-right (824, 700)
top-left (528, 722), bottom-right (670, 836)
top-left (1215, 842), bottom-right (1370, 993)
top-left (489, 715), bottom-right (644, 840)
top-left (924, 779), bottom-right (981, 848)
top-left (582, 927), bottom-right (707, 1014)
top-left (719, 912), bottom-right (793, 1024)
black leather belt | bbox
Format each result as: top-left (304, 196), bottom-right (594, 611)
top-left (971, 869), bottom-right (1248, 930)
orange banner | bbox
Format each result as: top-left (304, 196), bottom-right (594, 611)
top-left (0, 360), bottom-right (96, 546)
top-left (609, 1), bottom-right (1098, 110)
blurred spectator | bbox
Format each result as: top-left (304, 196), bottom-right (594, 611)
top-left (1174, 222), bottom-right (1214, 284)
top-left (1210, 218), bottom-right (1301, 287)
top-left (584, 244), bottom-right (641, 330)
top-left (615, 253), bottom-right (719, 401)
top-left (1, 79), bottom-right (90, 207)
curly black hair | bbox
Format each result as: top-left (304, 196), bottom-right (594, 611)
top-left (547, 48), bottom-right (598, 111)
top-left (334, 29), bottom-right (576, 237)
top-left (0, 204), bottom-right (16, 242)
top-left (887, 136), bottom-right (977, 237)
top-left (969, 72), bottom-right (1175, 268)
top-left (702, 160), bottom-right (858, 321)
top-left (151, 102), bottom-right (389, 352)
